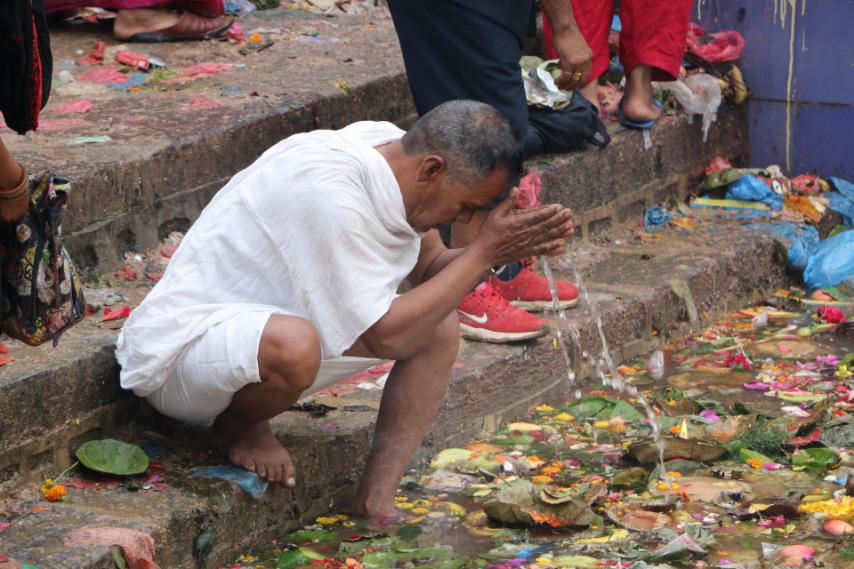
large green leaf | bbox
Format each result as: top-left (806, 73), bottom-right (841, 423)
top-left (75, 439), bottom-right (149, 476)
top-left (287, 529), bottom-right (337, 544)
top-left (362, 547), bottom-right (468, 569)
top-left (791, 447), bottom-right (841, 470)
top-left (566, 397), bottom-right (611, 419)
top-left (607, 400), bottom-right (644, 422)
top-left (276, 549), bottom-right (313, 569)
top-left (430, 449), bottom-right (473, 470)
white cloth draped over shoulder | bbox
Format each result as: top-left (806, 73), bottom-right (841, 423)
top-left (116, 121), bottom-right (421, 397)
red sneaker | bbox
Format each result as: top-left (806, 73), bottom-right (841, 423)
top-left (457, 282), bottom-right (550, 343)
top-left (488, 259), bottom-right (579, 312)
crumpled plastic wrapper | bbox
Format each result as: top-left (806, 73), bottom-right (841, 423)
top-left (656, 74), bottom-right (722, 142)
top-left (520, 56), bottom-right (572, 109)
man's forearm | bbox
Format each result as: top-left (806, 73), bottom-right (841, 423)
top-left (541, 0), bottom-right (580, 34)
top-left (362, 247), bottom-right (491, 359)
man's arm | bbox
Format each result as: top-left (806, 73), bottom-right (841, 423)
top-left (541, 0), bottom-right (593, 90)
top-left (359, 197), bottom-right (573, 360)
top-left (406, 230), bottom-right (470, 288)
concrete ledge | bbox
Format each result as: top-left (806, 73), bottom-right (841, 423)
top-left (0, 221), bottom-right (787, 568)
top-left (0, 102), bottom-right (749, 486)
top-left (532, 106), bottom-right (748, 238)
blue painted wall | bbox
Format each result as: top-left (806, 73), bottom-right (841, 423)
top-left (694, 0), bottom-right (854, 180)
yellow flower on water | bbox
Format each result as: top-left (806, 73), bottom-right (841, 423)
top-left (593, 421), bottom-right (610, 429)
top-left (531, 475), bottom-right (553, 484)
top-left (552, 413), bottom-right (575, 422)
top-left (541, 466), bottom-right (562, 476)
top-left (836, 364), bottom-right (852, 380)
top-left (799, 496), bottom-right (854, 520)
top-left (411, 507), bottom-right (430, 515)
top-left (665, 471), bottom-right (683, 479)
top-left (395, 502), bottom-right (414, 510)
top-left (535, 405), bottom-right (556, 413)
top-left (316, 514), bottom-right (348, 524)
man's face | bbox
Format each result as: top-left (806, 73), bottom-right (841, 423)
top-left (408, 163), bottom-right (510, 232)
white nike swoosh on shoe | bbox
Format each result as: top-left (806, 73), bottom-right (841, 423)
top-left (457, 309), bottom-right (489, 324)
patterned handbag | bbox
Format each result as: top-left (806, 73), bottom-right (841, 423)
top-left (1, 172), bottom-right (86, 346)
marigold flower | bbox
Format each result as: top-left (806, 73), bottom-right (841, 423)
top-left (40, 480), bottom-right (67, 502)
top-left (746, 458), bottom-right (764, 470)
top-left (530, 475), bottom-right (553, 484)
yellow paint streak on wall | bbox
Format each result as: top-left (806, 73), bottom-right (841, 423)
top-left (785, 2), bottom-right (796, 173)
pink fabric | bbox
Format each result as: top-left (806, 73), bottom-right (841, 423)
top-left (44, 0), bottom-right (172, 14)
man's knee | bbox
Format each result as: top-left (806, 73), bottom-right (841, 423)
top-left (435, 312), bottom-right (460, 357)
top-left (259, 316), bottom-right (322, 392)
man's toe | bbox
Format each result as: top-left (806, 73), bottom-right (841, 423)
top-left (283, 454), bottom-right (296, 487)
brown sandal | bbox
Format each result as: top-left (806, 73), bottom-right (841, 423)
top-left (128, 12), bottom-right (234, 43)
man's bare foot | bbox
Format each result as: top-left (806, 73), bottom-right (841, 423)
top-left (622, 64), bottom-right (662, 123)
top-left (113, 8), bottom-right (180, 40)
top-left (347, 498), bottom-right (400, 520)
top-left (211, 416), bottom-right (296, 487)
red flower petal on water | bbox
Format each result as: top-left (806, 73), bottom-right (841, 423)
top-left (786, 428), bottom-right (821, 446)
top-left (818, 305), bottom-right (846, 324)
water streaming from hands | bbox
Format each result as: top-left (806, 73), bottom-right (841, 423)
top-left (539, 255), bottom-right (671, 486)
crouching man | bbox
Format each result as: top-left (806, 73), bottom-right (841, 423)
top-left (116, 100), bottom-right (573, 517)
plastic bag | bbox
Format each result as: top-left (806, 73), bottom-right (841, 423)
top-left (520, 56), bottom-right (571, 109)
top-left (746, 222), bottom-right (819, 271)
top-left (192, 465), bottom-right (269, 500)
top-left (804, 230), bottom-right (854, 290)
top-left (657, 74), bottom-right (721, 142)
top-left (726, 175), bottom-right (784, 210)
top-left (686, 23), bottom-right (745, 63)
top-left (644, 206), bottom-right (674, 232)
top-left (827, 177), bottom-right (854, 226)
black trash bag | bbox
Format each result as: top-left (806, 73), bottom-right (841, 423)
top-left (526, 91), bottom-right (610, 156)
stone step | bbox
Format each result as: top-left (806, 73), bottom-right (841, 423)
top-left (0, 103), bottom-right (748, 494)
top-left (0, 219), bottom-right (787, 568)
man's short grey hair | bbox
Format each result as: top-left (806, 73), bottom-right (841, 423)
top-left (401, 100), bottom-right (522, 189)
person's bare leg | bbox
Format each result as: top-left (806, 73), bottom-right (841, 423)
top-left (211, 315), bottom-right (321, 486)
top-left (350, 314), bottom-right (459, 517)
top-left (621, 64), bottom-right (661, 122)
top-left (113, 9), bottom-right (180, 40)
top-left (579, 81), bottom-right (599, 111)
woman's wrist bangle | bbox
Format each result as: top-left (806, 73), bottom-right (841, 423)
top-left (0, 165), bottom-right (28, 200)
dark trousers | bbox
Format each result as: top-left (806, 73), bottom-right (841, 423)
top-left (387, 0), bottom-right (540, 156)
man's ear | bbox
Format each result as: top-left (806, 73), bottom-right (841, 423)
top-left (415, 155), bottom-right (446, 185)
